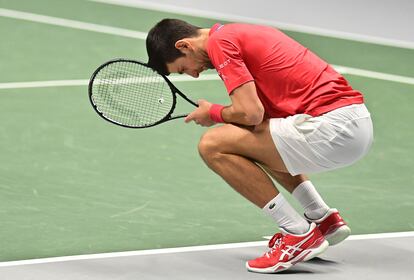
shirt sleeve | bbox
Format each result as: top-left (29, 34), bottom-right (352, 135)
top-left (208, 38), bottom-right (254, 94)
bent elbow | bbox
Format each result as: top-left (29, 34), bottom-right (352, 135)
top-left (245, 108), bottom-right (265, 126)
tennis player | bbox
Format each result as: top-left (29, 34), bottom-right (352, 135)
top-left (146, 19), bottom-right (373, 273)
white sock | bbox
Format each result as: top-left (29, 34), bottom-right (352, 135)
top-left (263, 193), bottom-right (310, 235)
top-left (292, 180), bottom-right (330, 220)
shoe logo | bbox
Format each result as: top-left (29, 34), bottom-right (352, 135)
top-left (279, 232), bottom-right (314, 261)
top-left (269, 203), bottom-right (276, 210)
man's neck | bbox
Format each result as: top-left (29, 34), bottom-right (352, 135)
top-left (198, 28), bottom-right (210, 50)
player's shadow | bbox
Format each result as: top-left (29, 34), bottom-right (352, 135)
top-left (244, 257), bottom-right (340, 274)
top-left (306, 257), bottom-right (339, 266)
top-left (274, 269), bottom-right (314, 274)
top-left (246, 268), bottom-right (314, 275)
top-left (275, 258), bottom-right (339, 274)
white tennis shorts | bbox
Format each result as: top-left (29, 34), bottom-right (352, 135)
top-left (269, 104), bottom-right (373, 176)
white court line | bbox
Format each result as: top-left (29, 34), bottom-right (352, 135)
top-left (1, 7), bottom-right (413, 88)
top-left (0, 231), bottom-right (413, 267)
top-left (0, 5), bottom-right (411, 269)
top-left (336, 66), bottom-right (414, 85)
top-left (1, 65), bottom-right (413, 90)
top-left (0, 74), bottom-right (220, 90)
top-left (264, 230), bottom-right (414, 241)
top-left (0, 8), bottom-right (146, 39)
top-left (0, 79), bottom-right (89, 90)
top-left (90, 0), bottom-right (414, 50)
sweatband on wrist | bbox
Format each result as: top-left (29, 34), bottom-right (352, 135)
top-left (209, 104), bottom-right (225, 123)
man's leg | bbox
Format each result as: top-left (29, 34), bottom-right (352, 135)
top-left (197, 120), bottom-right (288, 208)
top-left (262, 165), bottom-right (350, 246)
top-left (198, 120), bottom-right (347, 242)
top-left (260, 165), bottom-right (308, 193)
top-left (197, 121), bottom-right (328, 273)
top-left (197, 120), bottom-right (310, 234)
top-left (198, 120), bottom-right (326, 212)
top-left (261, 167), bottom-right (330, 219)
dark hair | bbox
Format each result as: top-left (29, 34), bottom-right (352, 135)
top-left (146, 19), bottom-right (201, 75)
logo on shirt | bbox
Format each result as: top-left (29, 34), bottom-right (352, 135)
top-left (218, 58), bottom-right (231, 69)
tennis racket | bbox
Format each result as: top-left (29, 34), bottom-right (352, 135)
top-left (88, 59), bottom-right (198, 128)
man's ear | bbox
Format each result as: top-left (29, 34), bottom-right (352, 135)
top-left (175, 39), bottom-right (193, 54)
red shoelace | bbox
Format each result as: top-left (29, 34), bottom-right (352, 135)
top-left (265, 233), bottom-right (284, 258)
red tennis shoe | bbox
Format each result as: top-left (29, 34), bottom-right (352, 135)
top-left (246, 223), bottom-right (328, 273)
top-left (306, 208), bottom-right (351, 246)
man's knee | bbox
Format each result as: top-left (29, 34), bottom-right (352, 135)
top-left (198, 128), bottom-right (223, 162)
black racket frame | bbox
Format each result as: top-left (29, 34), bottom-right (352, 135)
top-left (88, 58), bottom-right (198, 129)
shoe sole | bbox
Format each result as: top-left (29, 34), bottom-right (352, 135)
top-left (246, 239), bottom-right (329, 273)
top-left (325, 225), bottom-right (351, 246)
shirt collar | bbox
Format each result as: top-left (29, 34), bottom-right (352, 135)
top-left (209, 23), bottom-right (224, 36)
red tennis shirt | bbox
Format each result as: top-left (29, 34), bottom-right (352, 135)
top-left (207, 23), bottom-right (364, 118)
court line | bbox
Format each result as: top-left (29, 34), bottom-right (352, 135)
top-left (0, 8), bottom-right (147, 39)
top-left (338, 66), bottom-right (414, 85)
top-left (90, 0), bottom-right (414, 50)
top-left (0, 79), bottom-right (88, 90)
top-left (1, 8), bottom-right (413, 90)
top-left (1, 65), bottom-right (413, 90)
top-left (264, 230), bottom-right (414, 241)
top-left (0, 74), bottom-right (220, 90)
top-left (2, 6), bottom-right (414, 54)
top-left (2, 7), bottom-right (414, 80)
top-left (0, 231), bottom-right (413, 267)
top-left (0, 6), bottom-right (410, 270)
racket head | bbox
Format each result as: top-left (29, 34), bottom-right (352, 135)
top-left (88, 59), bottom-right (177, 128)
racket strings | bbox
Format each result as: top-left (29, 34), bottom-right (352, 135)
top-left (105, 63), bottom-right (165, 125)
top-left (91, 61), bottom-right (174, 127)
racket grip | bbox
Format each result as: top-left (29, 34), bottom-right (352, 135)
top-left (209, 104), bottom-right (225, 123)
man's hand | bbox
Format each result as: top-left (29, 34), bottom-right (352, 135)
top-left (184, 99), bottom-right (216, 127)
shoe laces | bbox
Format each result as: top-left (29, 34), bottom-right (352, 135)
top-left (265, 233), bottom-right (284, 258)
